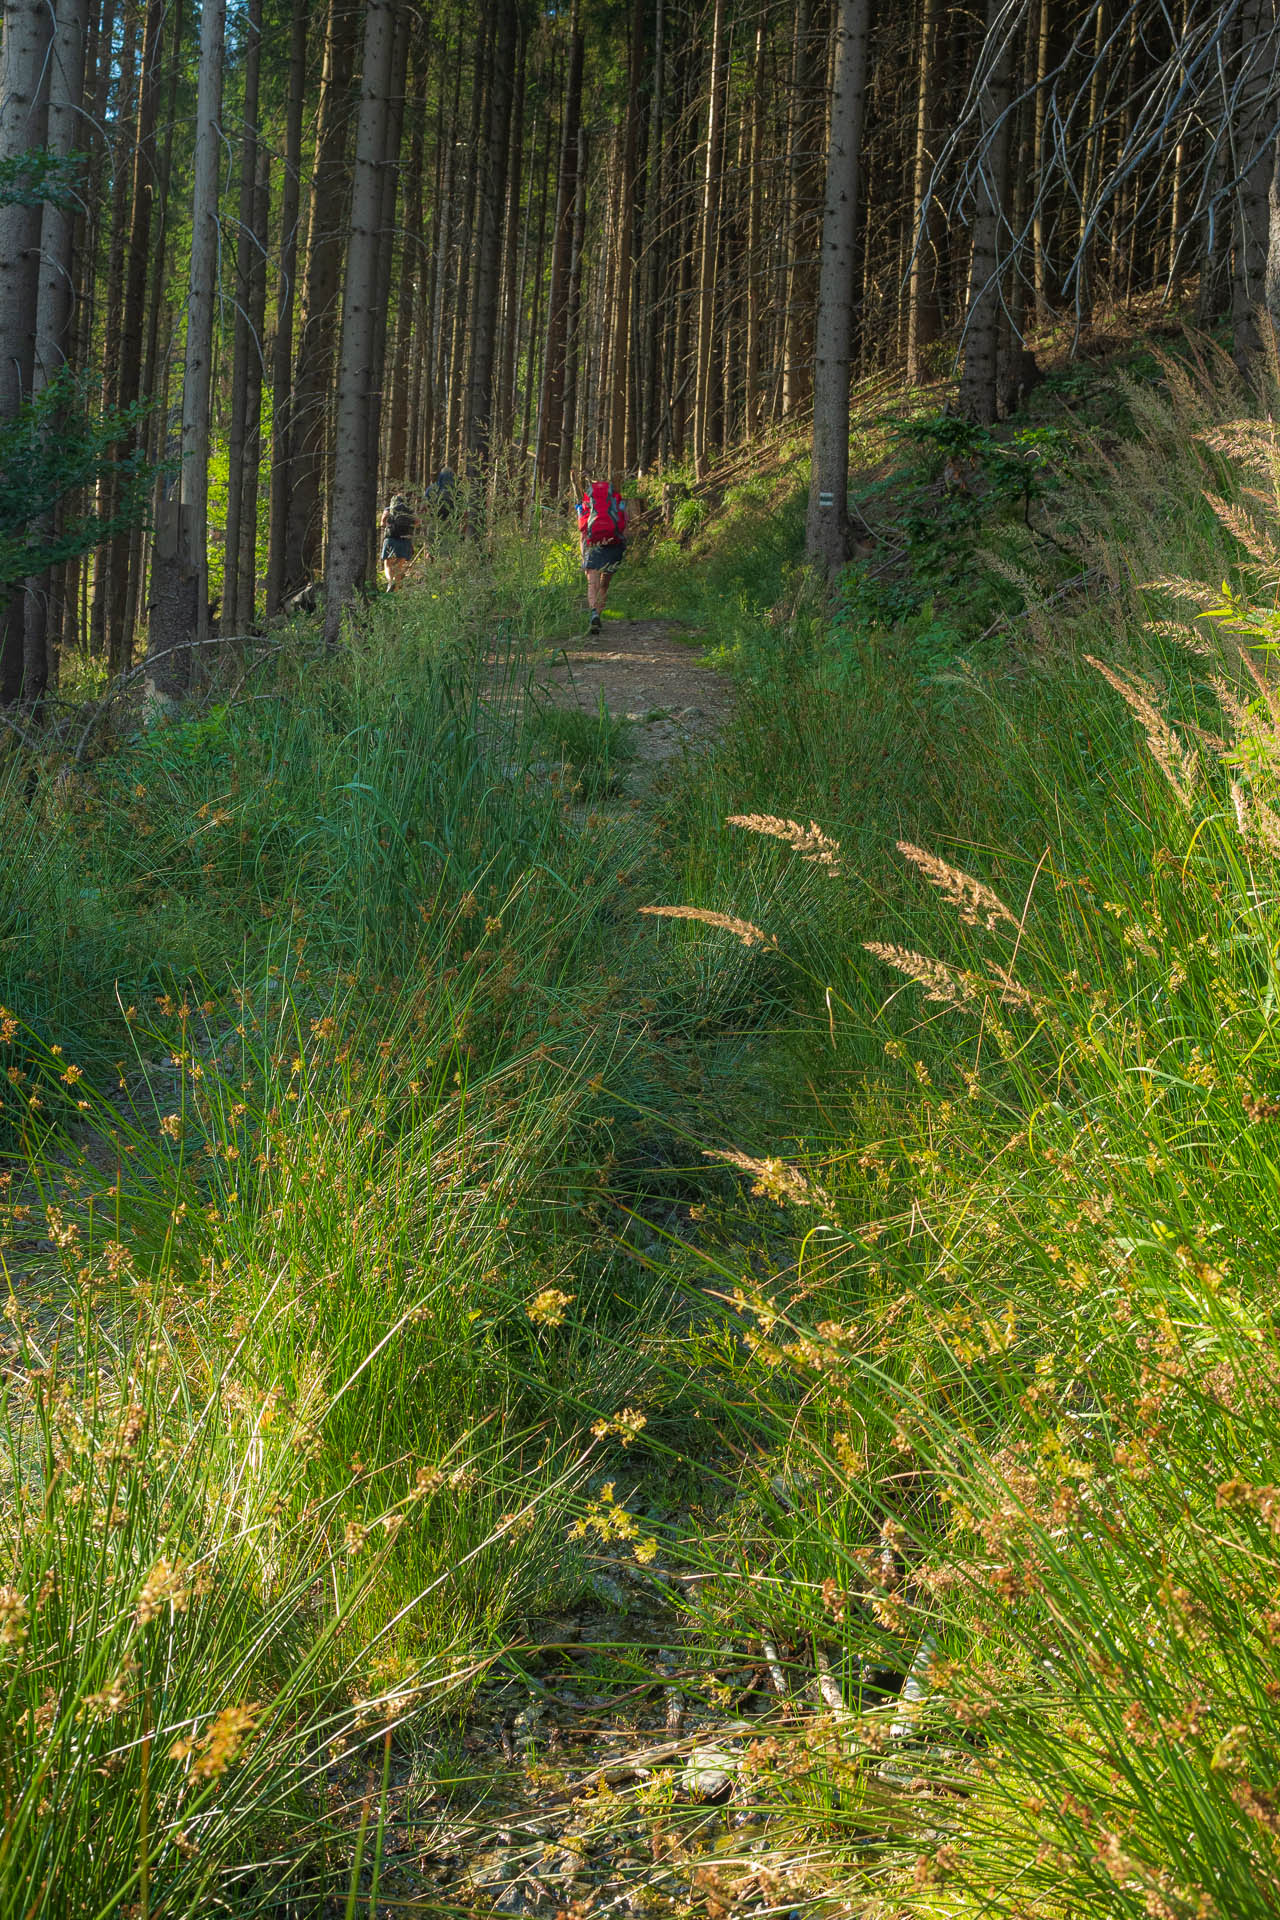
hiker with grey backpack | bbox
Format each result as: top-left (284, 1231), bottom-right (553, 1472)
top-left (379, 493), bottom-right (417, 592)
top-left (577, 477), bottom-right (628, 635)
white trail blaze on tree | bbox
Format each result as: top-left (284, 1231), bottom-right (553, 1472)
top-left (805, 0), bottom-right (871, 575)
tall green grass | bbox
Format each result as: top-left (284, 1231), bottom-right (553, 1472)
top-left (0, 521), bottom-right (710, 1913)
top-left (640, 339), bottom-right (1280, 1917)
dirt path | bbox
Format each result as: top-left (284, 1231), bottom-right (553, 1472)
top-left (534, 617), bottom-right (731, 766)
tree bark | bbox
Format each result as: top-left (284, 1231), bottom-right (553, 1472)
top-left (906, 0), bottom-right (943, 380)
top-left (447, 14), bottom-right (489, 462)
top-left (537, 1), bottom-right (583, 492)
top-left (692, 0), bottom-right (727, 477)
top-left (958, 0), bottom-right (1016, 424)
top-left (147, 0), bottom-right (225, 709)
top-left (99, 0), bottom-right (164, 674)
top-left (1266, 137), bottom-right (1280, 321)
top-left (806, 0), bottom-right (870, 575)
top-left (497, 32), bottom-right (526, 445)
top-left (223, 0), bottom-right (264, 635)
top-left (284, 0), bottom-right (360, 593)
top-left (607, 0), bottom-right (646, 473)
top-left (0, 0), bottom-right (54, 704)
top-left (324, 0), bottom-right (399, 645)
top-left (237, 141), bottom-right (271, 626)
top-left (1233, 0), bottom-right (1279, 370)
top-left (387, 53), bottom-right (426, 487)
top-left (265, 0), bottom-right (310, 619)
top-left (1031, 0), bottom-right (1054, 316)
top-left (468, 0), bottom-right (518, 462)
top-left (364, 0), bottom-right (410, 551)
top-left (559, 121), bottom-right (588, 494)
top-left (27, 0), bottom-right (89, 704)
top-left (742, 8), bottom-right (765, 433)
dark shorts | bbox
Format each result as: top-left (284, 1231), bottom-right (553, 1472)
top-left (382, 535), bottom-right (412, 562)
top-left (583, 541), bottom-right (626, 574)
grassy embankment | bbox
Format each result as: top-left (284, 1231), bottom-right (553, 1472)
top-left (3, 324), bottom-right (1279, 1915)
top-left (627, 333), bottom-right (1280, 1920)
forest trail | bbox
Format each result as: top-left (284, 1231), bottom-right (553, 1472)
top-left (535, 618), bottom-right (731, 766)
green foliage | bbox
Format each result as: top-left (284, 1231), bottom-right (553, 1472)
top-left (670, 493), bottom-right (707, 539)
top-left (527, 695), bottom-right (635, 797)
top-left (0, 147), bottom-right (84, 209)
top-left (0, 367), bottom-right (157, 592)
top-left (843, 411), bottom-right (1069, 631)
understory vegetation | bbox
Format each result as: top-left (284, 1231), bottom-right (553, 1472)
top-left (6, 329), bottom-right (1280, 1916)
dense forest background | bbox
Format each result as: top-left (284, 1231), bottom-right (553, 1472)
top-left (4, 0), bottom-right (1280, 702)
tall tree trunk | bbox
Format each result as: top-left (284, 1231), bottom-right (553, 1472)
top-left (1165, 0), bottom-right (1192, 294)
top-left (608, 0), bottom-right (646, 472)
top-left (692, 0), bottom-right (727, 477)
top-left (781, 0), bottom-right (821, 417)
top-left (0, 0), bottom-right (54, 705)
top-left (537, 1), bottom-right (583, 491)
top-left (388, 55), bottom-right (426, 487)
top-left (28, 0), bottom-right (90, 703)
top-left (284, 0), bottom-right (359, 593)
top-left (147, 0), bottom-right (225, 708)
top-left (447, 15), bottom-right (489, 461)
top-left (364, 0), bottom-right (410, 549)
top-left (265, 0), bottom-right (309, 619)
top-left (1233, 0), bottom-right (1279, 370)
top-left (237, 142), bottom-right (271, 626)
top-left (806, 0), bottom-right (870, 573)
top-left (497, 33), bottom-right (526, 445)
top-left (90, 5), bottom-right (138, 665)
top-left (558, 121), bottom-right (588, 494)
top-left (468, 0), bottom-right (518, 461)
top-left (429, 26), bottom-right (465, 474)
top-left (1076, 0), bottom-right (1108, 320)
top-left (906, 0), bottom-right (942, 380)
top-left (224, 0), bottom-right (264, 635)
top-left (1031, 0), bottom-right (1054, 315)
top-left (324, 0), bottom-right (399, 645)
top-left (958, 0), bottom-right (1015, 424)
top-left (638, 0), bottom-right (668, 465)
top-left (743, 8), bottom-right (765, 432)
top-left (519, 102), bottom-right (552, 466)
top-left (101, 0), bottom-right (164, 674)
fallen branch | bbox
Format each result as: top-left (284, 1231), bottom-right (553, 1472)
top-left (71, 634), bottom-right (284, 764)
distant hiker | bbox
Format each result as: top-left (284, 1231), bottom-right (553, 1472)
top-left (577, 477), bottom-right (628, 635)
top-left (428, 467), bottom-right (457, 527)
top-left (379, 493), bottom-right (416, 591)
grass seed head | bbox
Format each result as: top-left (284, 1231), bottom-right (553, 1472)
top-left (0, 1585), bottom-right (27, 1650)
top-left (726, 812), bottom-right (843, 874)
top-left (638, 904), bottom-right (778, 948)
top-left (896, 842), bottom-right (1018, 929)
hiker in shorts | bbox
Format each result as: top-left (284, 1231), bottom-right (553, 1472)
top-left (379, 493), bottom-right (416, 592)
top-left (577, 477), bottom-right (628, 635)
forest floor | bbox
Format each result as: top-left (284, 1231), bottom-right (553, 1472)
top-left (536, 617), bottom-right (731, 769)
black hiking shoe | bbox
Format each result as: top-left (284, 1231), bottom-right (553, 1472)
top-left (588, 611), bottom-right (602, 635)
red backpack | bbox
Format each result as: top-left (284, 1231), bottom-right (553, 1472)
top-left (578, 481), bottom-right (626, 544)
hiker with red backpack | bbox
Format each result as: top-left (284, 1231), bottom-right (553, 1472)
top-left (576, 477), bottom-right (628, 635)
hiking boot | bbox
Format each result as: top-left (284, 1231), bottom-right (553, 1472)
top-left (588, 611), bottom-right (602, 635)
